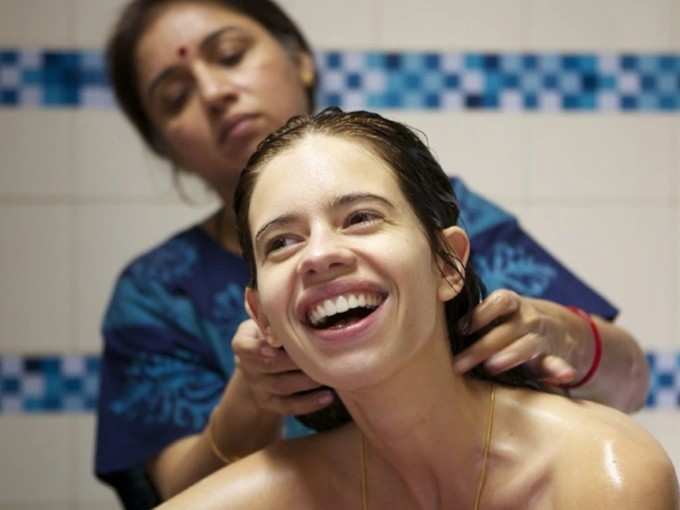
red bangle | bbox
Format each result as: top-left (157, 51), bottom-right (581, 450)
top-left (561, 306), bottom-right (602, 389)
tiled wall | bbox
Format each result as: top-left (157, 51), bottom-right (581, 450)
top-left (1, 1), bottom-right (679, 508)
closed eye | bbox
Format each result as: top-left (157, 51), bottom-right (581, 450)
top-left (161, 87), bottom-right (190, 115)
top-left (216, 51), bottom-right (244, 67)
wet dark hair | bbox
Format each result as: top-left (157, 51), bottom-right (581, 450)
top-left (235, 108), bottom-right (538, 431)
top-left (106, 0), bottom-right (316, 157)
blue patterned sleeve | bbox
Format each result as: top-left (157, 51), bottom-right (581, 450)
top-left (94, 266), bottom-right (228, 505)
top-left (452, 177), bottom-right (618, 320)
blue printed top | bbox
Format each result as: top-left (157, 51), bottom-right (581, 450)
top-left (94, 177), bottom-right (617, 507)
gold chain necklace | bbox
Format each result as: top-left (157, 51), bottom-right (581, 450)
top-left (361, 385), bottom-right (496, 510)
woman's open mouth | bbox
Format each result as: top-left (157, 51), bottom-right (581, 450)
top-left (306, 292), bottom-right (386, 331)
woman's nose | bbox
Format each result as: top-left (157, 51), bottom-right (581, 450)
top-left (193, 62), bottom-right (236, 114)
top-left (297, 231), bottom-right (356, 282)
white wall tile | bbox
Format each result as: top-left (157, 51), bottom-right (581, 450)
top-left (75, 202), bottom-right (217, 352)
top-left (281, 0), bottom-right (379, 48)
top-left (673, 1), bottom-right (680, 51)
top-left (0, 416), bottom-right (74, 504)
top-left (528, 0), bottom-right (675, 51)
top-left (74, 0), bottom-right (129, 48)
top-left (385, 112), bottom-right (530, 202)
top-left (0, 111), bottom-right (75, 196)
top-left (676, 206), bottom-right (680, 350)
top-left (377, 0), bottom-right (529, 50)
top-left (74, 110), bottom-right (175, 199)
top-left (675, 125), bottom-right (680, 350)
top-left (0, 0), bottom-right (73, 47)
top-left (634, 410), bottom-right (680, 473)
top-left (528, 115), bottom-right (675, 202)
top-left (522, 205), bottom-right (676, 350)
top-left (73, 415), bottom-right (120, 506)
top-left (76, 502), bottom-right (121, 510)
top-left (0, 504), bottom-right (73, 510)
top-left (0, 205), bottom-right (74, 352)
top-left (676, 122), bottom-right (680, 205)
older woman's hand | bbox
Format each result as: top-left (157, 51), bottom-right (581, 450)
top-left (232, 319), bottom-right (334, 416)
top-left (453, 290), bottom-right (579, 385)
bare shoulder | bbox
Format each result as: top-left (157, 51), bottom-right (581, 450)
top-left (511, 389), bottom-right (679, 509)
top-left (156, 425), bottom-right (360, 510)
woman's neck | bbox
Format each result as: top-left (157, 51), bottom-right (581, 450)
top-left (338, 335), bottom-right (493, 508)
top-left (202, 206), bottom-right (242, 255)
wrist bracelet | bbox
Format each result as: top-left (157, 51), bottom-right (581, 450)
top-left (207, 410), bottom-right (241, 465)
top-left (561, 306), bottom-right (602, 389)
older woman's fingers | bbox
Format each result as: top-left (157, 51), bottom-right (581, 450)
top-left (258, 371), bottom-right (324, 397)
top-left (462, 289), bottom-right (520, 334)
top-left (531, 355), bottom-right (576, 384)
top-left (482, 332), bottom-right (546, 374)
top-left (453, 318), bottom-right (526, 373)
top-left (231, 319), bottom-right (266, 351)
top-left (237, 348), bottom-right (300, 375)
top-left (266, 389), bottom-right (334, 416)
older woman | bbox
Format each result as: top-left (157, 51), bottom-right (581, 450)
top-left (97, 0), bottom-right (649, 505)
top-left (156, 108), bottom-right (677, 509)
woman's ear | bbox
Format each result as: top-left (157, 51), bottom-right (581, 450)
top-left (244, 287), bottom-right (282, 348)
top-left (437, 226), bottom-right (470, 302)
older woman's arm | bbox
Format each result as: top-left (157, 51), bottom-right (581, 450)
top-left (453, 290), bottom-right (649, 412)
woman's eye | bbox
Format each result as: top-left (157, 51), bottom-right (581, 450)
top-left (216, 49), bottom-right (245, 67)
top-left (160, 87), bottom-right (190, 115)
top-left (344, 210), bottom-right (382, 228)
top-left (265, 235), bottom-right (299, 255)
top-left (220, 53), bottom-right (243, 67)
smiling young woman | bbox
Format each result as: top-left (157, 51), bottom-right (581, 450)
top-left (155, 108), bottom-right (678, 510)
top-left (97, 1), bottom-right (650, 506)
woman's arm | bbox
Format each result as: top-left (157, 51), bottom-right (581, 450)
top-left (148, 320), bottom-right (332, 499)
top-left (567, 312), bottom-right (649, 412)
top-left (453, 290), bottom-right (649, 412)
top-left (147, 367), bottom-right (281, 499)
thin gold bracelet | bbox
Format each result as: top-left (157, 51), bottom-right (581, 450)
top-left (206, 410), bottom-right (241, 465)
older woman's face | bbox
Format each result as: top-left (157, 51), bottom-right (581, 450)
top-left (136, 1), bottom-right (314, 198)
top-left (245, 134), bottom-right (457, 390)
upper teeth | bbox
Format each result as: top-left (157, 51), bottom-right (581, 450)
top-left (308, 292), bottom-right (383, 326)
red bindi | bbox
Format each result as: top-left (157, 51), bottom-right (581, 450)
top-left (177, 46), bottom-right (188, 58)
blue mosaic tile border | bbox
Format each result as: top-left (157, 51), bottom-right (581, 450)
top-left (0, 352), bottom-right (678, 413)
top-left (0, 355), bottom-right (99, 413)
top-left (0, 50), bottom-right (679, 111)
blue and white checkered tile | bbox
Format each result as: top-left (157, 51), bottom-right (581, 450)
top-left (317, 51), bottom-right (680, 112)
top-left (0, 353), bottom-right (679, 413)
top-left (0, 49), bottom-right (113, 108)
top-left (1, 49), bottom-right (679, 111)
top-left (0, 355), bottom-right (99, 413)
top-left (646, 352), bottom-right (680, 409)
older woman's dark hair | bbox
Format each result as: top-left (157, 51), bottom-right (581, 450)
top-left (235, 108), bottom-right (540, 431)
top-left (106, 0), bottom-right (316, 156)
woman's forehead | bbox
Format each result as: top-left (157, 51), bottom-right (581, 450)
top-left (135, 2), bottom-right (264, 84)
top-left (249, 135), bottom-right (403, 219)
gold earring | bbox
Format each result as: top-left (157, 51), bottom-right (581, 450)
top-left (301, 68), bottom-right (314, 86)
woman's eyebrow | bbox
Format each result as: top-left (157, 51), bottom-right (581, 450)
top-left (255, 214), bottom-right (300, 243)
top-left (330, 192), bottom-right (395, 211)
top-left (198, 25), bottom-right (244, 52)
top-left (146, 26), bottom-right (244, 100)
